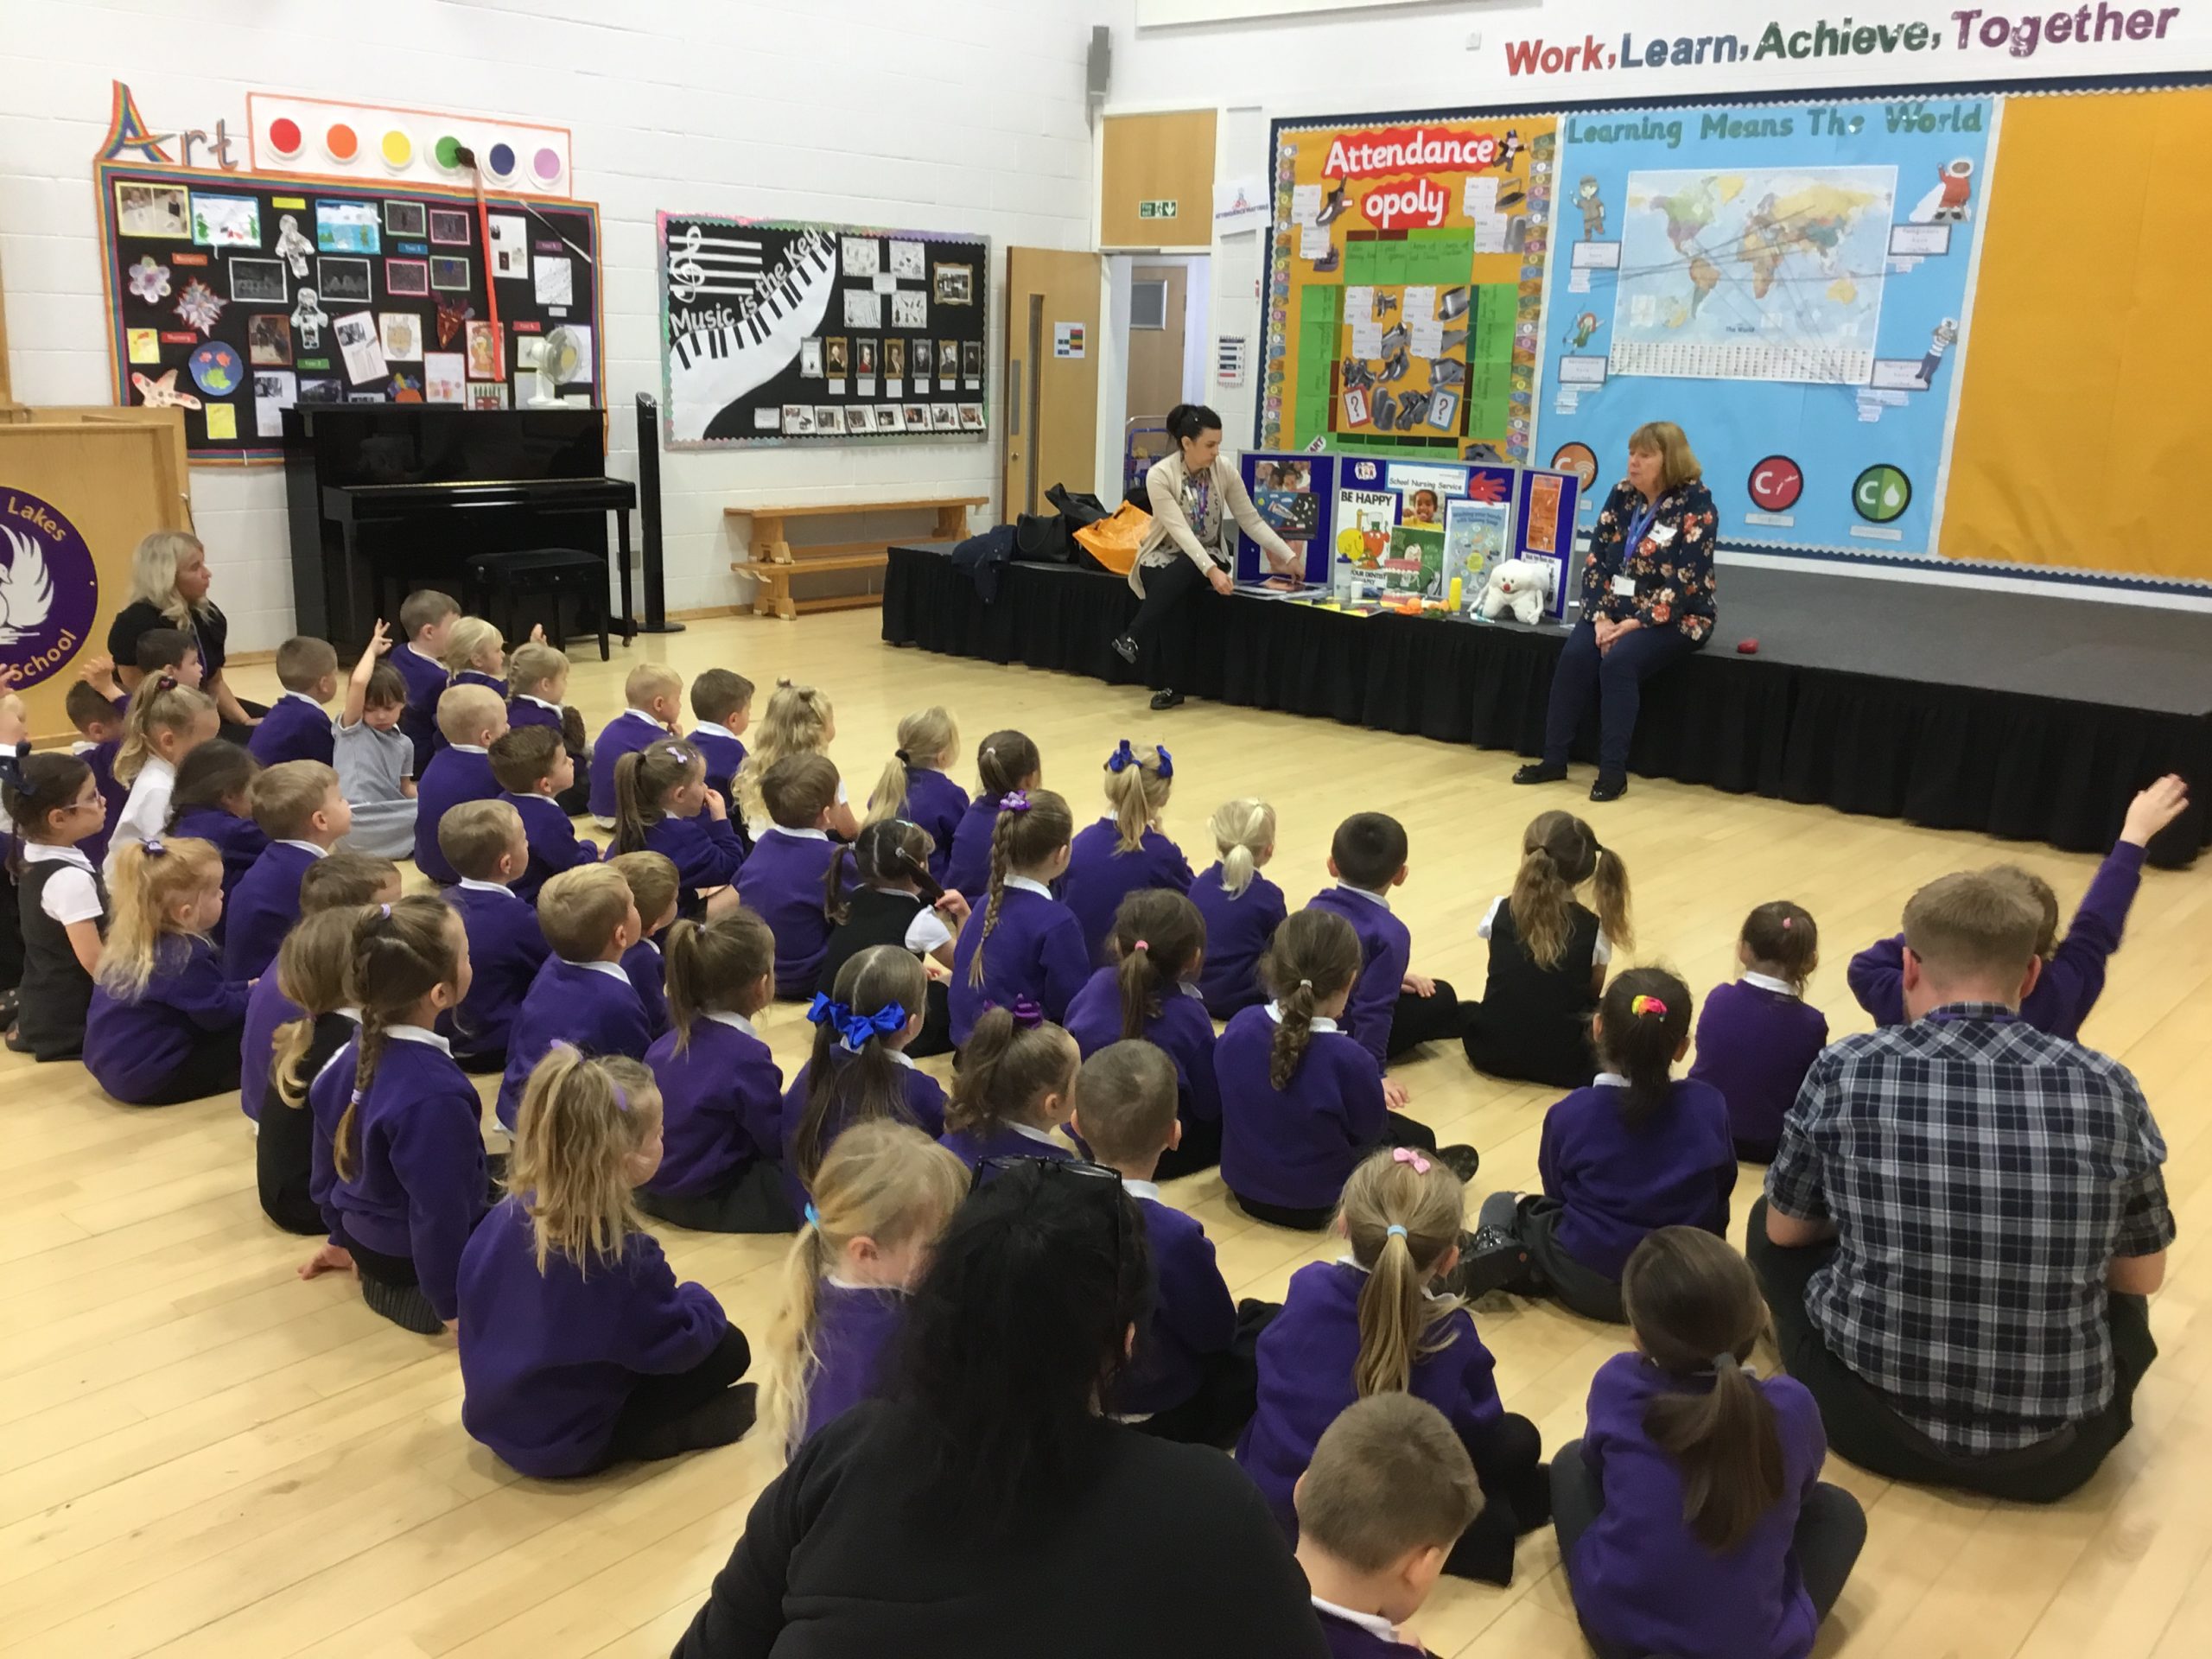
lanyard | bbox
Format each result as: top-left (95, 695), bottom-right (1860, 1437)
top-left (1624, 502), bottom-right (1659, 556)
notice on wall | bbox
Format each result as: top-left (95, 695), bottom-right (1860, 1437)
top-left (1053, 321), bottom-right (1086, 359)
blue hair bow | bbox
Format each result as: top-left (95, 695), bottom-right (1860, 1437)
top-left (809, 994), bottom-right (910, 1052)
top-left (1154, 744), bottom-right (1173, 779)
top-left (1106, 739), bottom-right (1136, 773)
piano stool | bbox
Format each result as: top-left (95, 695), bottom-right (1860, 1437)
top-left (727, 497), bottom-right (985, 620)
top-left (461, 548), bottom-right (613, 661)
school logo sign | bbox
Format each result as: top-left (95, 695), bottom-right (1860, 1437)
top-left (0, 488), bottom-right (100, 688)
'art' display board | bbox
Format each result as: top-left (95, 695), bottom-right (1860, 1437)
top-left (659, 214), bottom-right (990, 446)
top-left (98, 162), bottom-right (603, 463)
top-left (1536, 94), bottom-right (1995, 558)
top-left (1262, 114), bottom-right (1559, 465)
top-left (1237, 449), bottom-right (1578, 618)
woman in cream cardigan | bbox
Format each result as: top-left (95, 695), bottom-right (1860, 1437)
top-left (1109, 404), bottom-right (1300, 709)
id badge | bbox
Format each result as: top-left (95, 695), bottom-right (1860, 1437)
top-left (1649, 524), bottom-right (1677, 548)
top-left (1611, 574), bottom-right (1638, 599)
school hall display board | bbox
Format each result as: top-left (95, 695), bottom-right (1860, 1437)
top-left (1235, 450), bottom-right (1579, 620)
top-left (98, 162), bottom-right (604, 463)
top-left (1264, 95), bottom-right (1993, 559)
top-left (659, 215), bottom-right (990, 445)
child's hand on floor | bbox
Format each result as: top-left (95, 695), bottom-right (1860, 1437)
top-left (1384, 1078), bottom-right (1412, 1110)
top-left (297, 1243), bottom-right (354, 1281)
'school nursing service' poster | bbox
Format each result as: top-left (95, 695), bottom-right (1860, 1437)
top-left (1536, 95), bottom-right (1994, 556)
top-left (1264, 114), bottom-right (1560, 465)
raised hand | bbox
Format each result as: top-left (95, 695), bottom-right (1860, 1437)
top-left (2121, 774), bottom-right (2190, 847)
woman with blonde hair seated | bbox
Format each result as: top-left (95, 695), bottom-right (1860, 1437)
top-left (1516, 422), bottom-right (1719, 803)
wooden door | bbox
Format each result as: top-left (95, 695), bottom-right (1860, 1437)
top-left (1123, 264), bottom-right (1187, 428)
top-left (1003, 247), bottom-right (1100, 518)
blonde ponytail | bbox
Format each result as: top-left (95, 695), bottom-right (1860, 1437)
top-left (1338, 1147), bottom-right (1467, 1399)
top-left (95, 836), bottom-right (221, 999)
top-left (271, 907), bottom-right (365, 1107)
top-left (1209, 798), bottom-right (1276, 899)
top-left (867, 706), bottom-right (959, 826)
top-left (115, 677), bottom-right (215, 785)
top-left (1101, 741), bottom-right (1173, 853)
top-left (511, 1049), bottom-right (661, 1274)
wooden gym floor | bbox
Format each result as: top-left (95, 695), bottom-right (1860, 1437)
top-left (4, 607), bottom-right (2209, 1657)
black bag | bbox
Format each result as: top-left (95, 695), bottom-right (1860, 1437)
top-left (1046, 484), bottom-right (1111, 529)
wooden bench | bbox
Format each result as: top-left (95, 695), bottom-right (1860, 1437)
top-left (727, 497), bottom-right (986, 620)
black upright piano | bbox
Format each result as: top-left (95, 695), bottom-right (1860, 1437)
top-left (281, 405), bottom-right (637, 648)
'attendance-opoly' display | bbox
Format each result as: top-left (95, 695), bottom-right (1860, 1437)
top-left (659, 213), bottom-right (989, 445)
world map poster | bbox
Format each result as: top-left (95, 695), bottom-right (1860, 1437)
top-left (1537, 97), bottom-right (1996, 557)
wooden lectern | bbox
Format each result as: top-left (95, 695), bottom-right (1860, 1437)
top-left (2, 251), bottom-right (193, 743)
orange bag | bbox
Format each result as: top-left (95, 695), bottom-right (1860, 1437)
top-left (1073, 501), bottom-right (1150, 576)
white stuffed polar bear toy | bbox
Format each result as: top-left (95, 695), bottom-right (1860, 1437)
top-left (1478, 558), bottom-right (1550, 626)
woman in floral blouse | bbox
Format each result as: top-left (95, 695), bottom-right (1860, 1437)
top-left (1516, 422), bottom-right (1719, 802)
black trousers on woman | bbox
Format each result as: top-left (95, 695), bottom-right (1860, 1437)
top-left (1123, 556), bottom-right (1211, 674)
top-left (1540, 620), bottom-right (1698, 779)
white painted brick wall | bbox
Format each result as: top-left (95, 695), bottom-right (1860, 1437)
top-left (0, 0), bottom-right (1100, 648)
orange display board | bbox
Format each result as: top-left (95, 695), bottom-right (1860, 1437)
top-left (1942, 88), bottom-right (2212, 583)
top-left (1264, 116), bottom-right (1558, 463)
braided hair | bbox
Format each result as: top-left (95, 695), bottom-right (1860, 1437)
top-left (964, 788), bottom-right (1074, 989)
top-left (1261, 908), bottom-right (1363, 1090)
top-left (334, 896), bottom-right (463, 1180)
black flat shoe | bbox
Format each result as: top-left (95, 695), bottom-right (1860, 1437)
top-left (1149, 688), bottom-right (1185, 710)
top-left (1511, 763), bottom-right (1567, 785)
top-left (1451, 1225), bottom-right (1534, 1300)
top-left (1589, 774), bottom-right (1628, 803)
top-left (1109, 633), bottom-right (1139, 664)
top-left (1435, 1143), bottom-right (1481, 1183)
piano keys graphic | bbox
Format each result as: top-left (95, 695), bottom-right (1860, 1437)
top-left (666, 226), bottom-right (838, 441)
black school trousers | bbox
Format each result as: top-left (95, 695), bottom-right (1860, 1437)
top-left (124, 1027), bottom-right (244, 1106)
top-left (1389, 982), bottom-right (1461, 1059)
top-left (1235, 1111), bottom-right (1438, 1230)
top-left (639, 1162), bottom-right (799, 1235)
top-left (1550, 1436), bottom-right (1866, 1658)
top-left (1746, 1197), bottom-right (2157, 1503)
top-left (597, 1326), bottom-right (756, 1469)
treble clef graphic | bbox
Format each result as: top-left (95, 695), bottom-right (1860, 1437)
top-left (668, 224), bottom-right (706, 303)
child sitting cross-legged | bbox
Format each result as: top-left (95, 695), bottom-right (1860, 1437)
top-left (935, 999), bottom-right (1080, 1169)
top-left (1688, 902), bottom-right (1827, 1165)
top-left (504, 641), bottom-right (591, 816)
top-left (61, 676), bottom-right (128, 868)
top-left (760, 1120), bottom-right (969, 1455)
top-left (1237, 1147), bottom-right (1549, 1587)
top-left (818, 818), bottom-right (968, 1058)
top-left (226, 760), bottom-right (352, 981)
top-left (85, 836), bottom-right (252, 1106)
top-left (783, 944), bottom-right (944, 1205)
top-left (640, 907), bottom-right (792, 1233)
top-left (1191, 797), bottom-right (1287, 1020)
top-left (686, 667), bottom-right (755, 809)
top-left (392, 588), bottom-right (461, 772)
top-left (106, 677), bottom-right (219, 881)
top-left (863, 706), bottom-right (967, 884)
top-left (947, 786), bottom-right (1087, 1044)
top-left (1075, 1039), bottom-right (1274, 1448)
top-left (240, 853), bottom-right (399, 1126)
top-left (330, 622), bottom-right (417, 861)
top-left (441, 615), bottom-right (530, 702)
top-left (5, 753), bottom-right (111, 1062)
top-left (736, 680), bottom-right (859, 842)
top-left (1551, 1227), bottom-right (1867, 1659)
top-left (1295, 1395), bottom-right (1484, 1659)
top-left (457, 1047), bottom-right (759, 1478)
top-left (249, 635), bottom-right (340, 767)
top-left (414, 686), bottom-right (508, 885)
top-left (1061, 739), bottom-right (1194, 966)
top-left (609, 850), bottom-right (680, 1039)
top-left (166, 739), bottom-right (265, 916)
top-left (944, 727), bottom-right (1039, 902)
top-left (615, 737), bottom-right (744, 923)
top-left (495, 864), bottom-right (650, 1135)
top-left (589, 663), bottom-right (685, 827)
top-left (440, 800), bottom-right (550, 1072)
top-left (491, 724), bottom-right (599, 904)
top-left (734, 753), bottom-right (844, 995)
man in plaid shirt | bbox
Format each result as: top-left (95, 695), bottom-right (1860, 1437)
top-left (1749, 869), bottom-right (2172, 1503)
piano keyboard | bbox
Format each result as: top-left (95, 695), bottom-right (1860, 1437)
top-left (668, 228), bottom-right (838, 442)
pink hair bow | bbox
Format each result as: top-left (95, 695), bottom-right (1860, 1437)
top-left (1392, 1147), bottom-right (1431, 1174)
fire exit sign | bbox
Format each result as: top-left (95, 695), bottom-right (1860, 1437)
top-left (1137, 198), bottom-right (1179, 219)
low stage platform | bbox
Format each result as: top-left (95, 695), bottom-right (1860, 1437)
top-left (882, 542), bottom-right (2212, 868)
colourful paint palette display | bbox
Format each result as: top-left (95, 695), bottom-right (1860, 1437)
top-left (246, 94), bottom-right (572, 199)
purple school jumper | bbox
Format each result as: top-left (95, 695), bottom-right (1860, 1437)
top-left (799, 1282), bottom-right (907, 1449)
top-left (507, 694), bottom-right (564, 736)
top-left (1313, 1606), bottom-right (1425, 1659)
top-left (943, 795), bottom-right (1004, 903)
top-left (326, 1027), bottom-right (487, 1321)
top-left (447, 881), bottom-right (550, 1062)
top-left (238, 971), bottom-right (301, 1122)
top-left (588, 709), bottom-right (671, 821)
top-left (781, 1052), bottom-right (947, 1206)
top-left (75, 737), bottom-right (126, 867)
top-left (505, 791), bottom-right (599, 906)
top-left (1568, 1352), bottom-right (1829, 1659)
top-left (1304, 885), bottom-right (1411, 1073)
top-left (623, 936), bottom-right (671, 1039)
top-left (1541, 1077), bottom-right (1738, 1281)
top-left (1847, 839), bottom-right (2145, 1043)
top-left (689, 727), bottom-right (746, 803)
top-left (248, 692), bottom-right (335, 766)
top-left (645, 1012), bottom-right (785, 1199)
top-left (937, 1120), bottom-right (1076, 1170)
top-left (1237, 1260), bottom-right (1503, 1536)
top-left (1119, 1181), bottom-right (1236, 1417)
top-left (308, 1032), bottom-right (358, 1238)
top-left (393, 643), bottom-right (448, 774)
top-left (643, 810), bottom-right (746, 919)
top-left (170, 803), bottom-right (268, 912)
top-left (1192, 864), bottom-right (1287, 1020)
top-left (496, 957), bottom-right (653, 1129)
top-left (897, 768), bottom-right (969, 885)
top-left (84, 934), bottom-right (251, 1103)
top-left (1061, 819), bottom-right (1195, 964)
top-left (457, 1193), bottom-right (731, 1478)
top-left (735, 827), bottom-right (839, 996)
top-left (1064, 968), bottom-right (1221, 1135)
top-left (1217, 1003), bottom-right (1386, 1213)
top-left (1688, 976), bottom-right (1830, 1156)
top-left (414, 747), bottom-right (500, 884)
top-left (427, 671), bottom-right (510, 758)
top-left (225, 840), bottom-right (323, 980)
top-left (947, 878), bottom-right (1090, 1046)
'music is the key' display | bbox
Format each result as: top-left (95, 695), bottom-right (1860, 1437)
top-left (658, 213), bottom-right (989, 446)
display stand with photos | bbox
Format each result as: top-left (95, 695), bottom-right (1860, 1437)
top-left (1235, 449), bottom-right (1577, 619)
